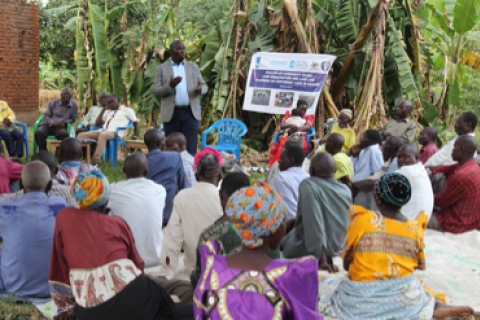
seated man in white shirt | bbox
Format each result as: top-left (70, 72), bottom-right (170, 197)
top-left (396, 144), bottom-right (434, 220)
top-left (107, 152), bottom-right (166, 267)
top-left (77, 95), bottom-right (139, 165)
top-left (425, 112), bottom-right (477, 193)
top-left (159, 149), bottom-right (223, 279)
top-left (425, 112), bottom-right (477, 168)
top-left (272, 144), bottom-right (309, 220)
top-left (353, 136), bottom-right (403, 210)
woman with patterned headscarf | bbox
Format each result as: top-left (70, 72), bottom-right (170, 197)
top-left (193, 181), bottom-right (321, 319)
top-left (49, 171), bottom-right (191, 320)
top-left (317, 172), bottom-right (474, 320)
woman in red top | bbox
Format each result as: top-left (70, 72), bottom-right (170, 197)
top-left (268, 100), bottom-right (315, 167)
top-left (0, 144), bottom-right (23, 194)
top-left (49, 171), bottom-right (191, 320)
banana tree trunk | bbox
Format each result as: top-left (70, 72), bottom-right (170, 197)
top-left (331, 0), bottom-right (387, 103)
top-left (353, 0), bottom-right (388, 134)
top-left (283, 0), bottom-right (312, 53)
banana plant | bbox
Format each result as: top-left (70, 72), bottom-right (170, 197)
top-left (418, 0), bottom-right (480, 124)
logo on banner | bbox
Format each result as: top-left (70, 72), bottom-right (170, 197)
top-left (310, 62), bottom-right (320, 71)
top-left (321, 61), bottom-right (332, 71)
top-left (270, 61), bottom-right (288, 67)
top-left (289, 60), bottom-right (321, 70)
top-left (255, 57), bottom-right (262, 69)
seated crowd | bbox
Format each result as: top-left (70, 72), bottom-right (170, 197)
top-left (0, 100), bottom-right (478, 320)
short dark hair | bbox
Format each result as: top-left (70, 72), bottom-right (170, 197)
top-left (170, 40), bottom-right (183, 50)
top-left (220, 172), bottom-right (250, 198)
top-left (424, 127), bottom-right (438, 141)
top-left (31, 150), bottom-right (56, 176)
top-left (283, 145), bottom-right (305, 166)
top-left (462, 111), bottom-right (478, 130)
top-left (296, 99), bottom-right (308, 108)
top-left (365, 129), bottom-right (381, 144)
top-left (387, 136), bottom-right (404, 152)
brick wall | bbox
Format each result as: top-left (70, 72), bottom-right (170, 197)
top-left (0, 0), bottom-right (39, 125)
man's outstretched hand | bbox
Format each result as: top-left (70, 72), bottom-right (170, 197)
top-left (169, 75), bottom-right (183, 88)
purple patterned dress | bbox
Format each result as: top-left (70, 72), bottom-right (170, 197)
top-left (193, 239), bottom-right (322, 320)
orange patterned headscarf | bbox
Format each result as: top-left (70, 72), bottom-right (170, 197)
top-left (70, 170), bottom-right (111, 209)
top-left (225, 181), bottom-right (287, 249)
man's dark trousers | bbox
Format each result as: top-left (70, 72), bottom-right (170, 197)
top-left (35, 125), bottom-right (69, 151)
top-left (164, 108), bottom-right (199, 156)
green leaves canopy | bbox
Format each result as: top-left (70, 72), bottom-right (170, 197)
top-left (453, 0), bottom-right (479, 34)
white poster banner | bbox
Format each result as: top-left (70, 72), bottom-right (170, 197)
top-left (243, 52), bottom-right (336, 115)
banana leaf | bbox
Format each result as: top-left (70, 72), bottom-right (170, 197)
top-left (387, 15), bottom-right (423, 106)
top-left (335, 0), bottom-right (361, 45)
top-left (108, 47), bottom-right (124, 98)
top-left (447, 78), bottom-right (460, 106)
top-left (107, 1), bottom-right (144, 20)
top-left (44, 4), bottom-right (77, 15)
top-left (129, 68), bottom-right (145, 106)
top-left (138, 59), bottom-right (161, 117)
top-left (466, 31), bottom-right (480, 41)
top-left (442, 0), bottom-right (456, 21)
top-left (200, 26), bottom-right (222, 80)
top-left (247, 19), bottom-right (274, 65)
top-left (87, 2), bottom-right (110, 91)
top-left (422, 101), bottom-right (439, 125)
top-left (453, 0), bottom-right (479, 35)
top-left (65, 16), bottom-right (79, 31)
top-left (157, 5), bottom-right (177, 37)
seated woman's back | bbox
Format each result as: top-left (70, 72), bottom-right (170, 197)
top-left (194, 182), bottom-right (321, 320)
top-left (343, 205), bottom-right (428, 282)
top-left (194, 240), bottom-right (320, 320)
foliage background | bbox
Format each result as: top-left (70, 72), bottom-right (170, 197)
top-left (38, 0), bottom-right (480, 150)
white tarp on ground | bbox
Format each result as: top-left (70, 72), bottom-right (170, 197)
top-left (36, 230), bottom-right (480, 319)
top-left (418, 229), bottom-right (480, 311)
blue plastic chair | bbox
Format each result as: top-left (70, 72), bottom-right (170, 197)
top-left (272, 127), bottom-right (316, 155)
top-left (201, 119), bottom-right (247, 160)
top-left (0, 121), bottom-right (29, 158)
top-left (90, 121), bottom-right (133, 168)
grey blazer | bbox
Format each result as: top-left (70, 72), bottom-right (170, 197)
top-left (152, 60), bottom-right (208, 123)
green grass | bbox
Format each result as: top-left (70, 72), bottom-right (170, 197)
top-left (100, 161), bottom-right (266, 184)
top-left (0, 298), bottom-right (47, 320)
top-left (99, 162), bottom-right (125, 183)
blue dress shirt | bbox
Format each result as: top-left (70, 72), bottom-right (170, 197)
top-left (351, 144), bottom-right (384, 182)
top-left (171, 60), bottom-right (190, 106)
top-left (271, 166), bottom-right (309, 220)
top-left (0, 192), bottom-right (66, 302)
top-left (146, 149), bottom-right (188, 224)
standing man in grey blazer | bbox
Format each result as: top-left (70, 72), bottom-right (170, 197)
top-left (153, 40), bottom-right (208, 155)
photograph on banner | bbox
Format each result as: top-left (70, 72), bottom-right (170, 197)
top-left (298, 94), bottom-right (316, 109)
top-left (274, 92), bottom-right (294, 108)
top-left (243, 52), bottom-right (336, 114)
top-left (251, 89), bottom-right (271, 106)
